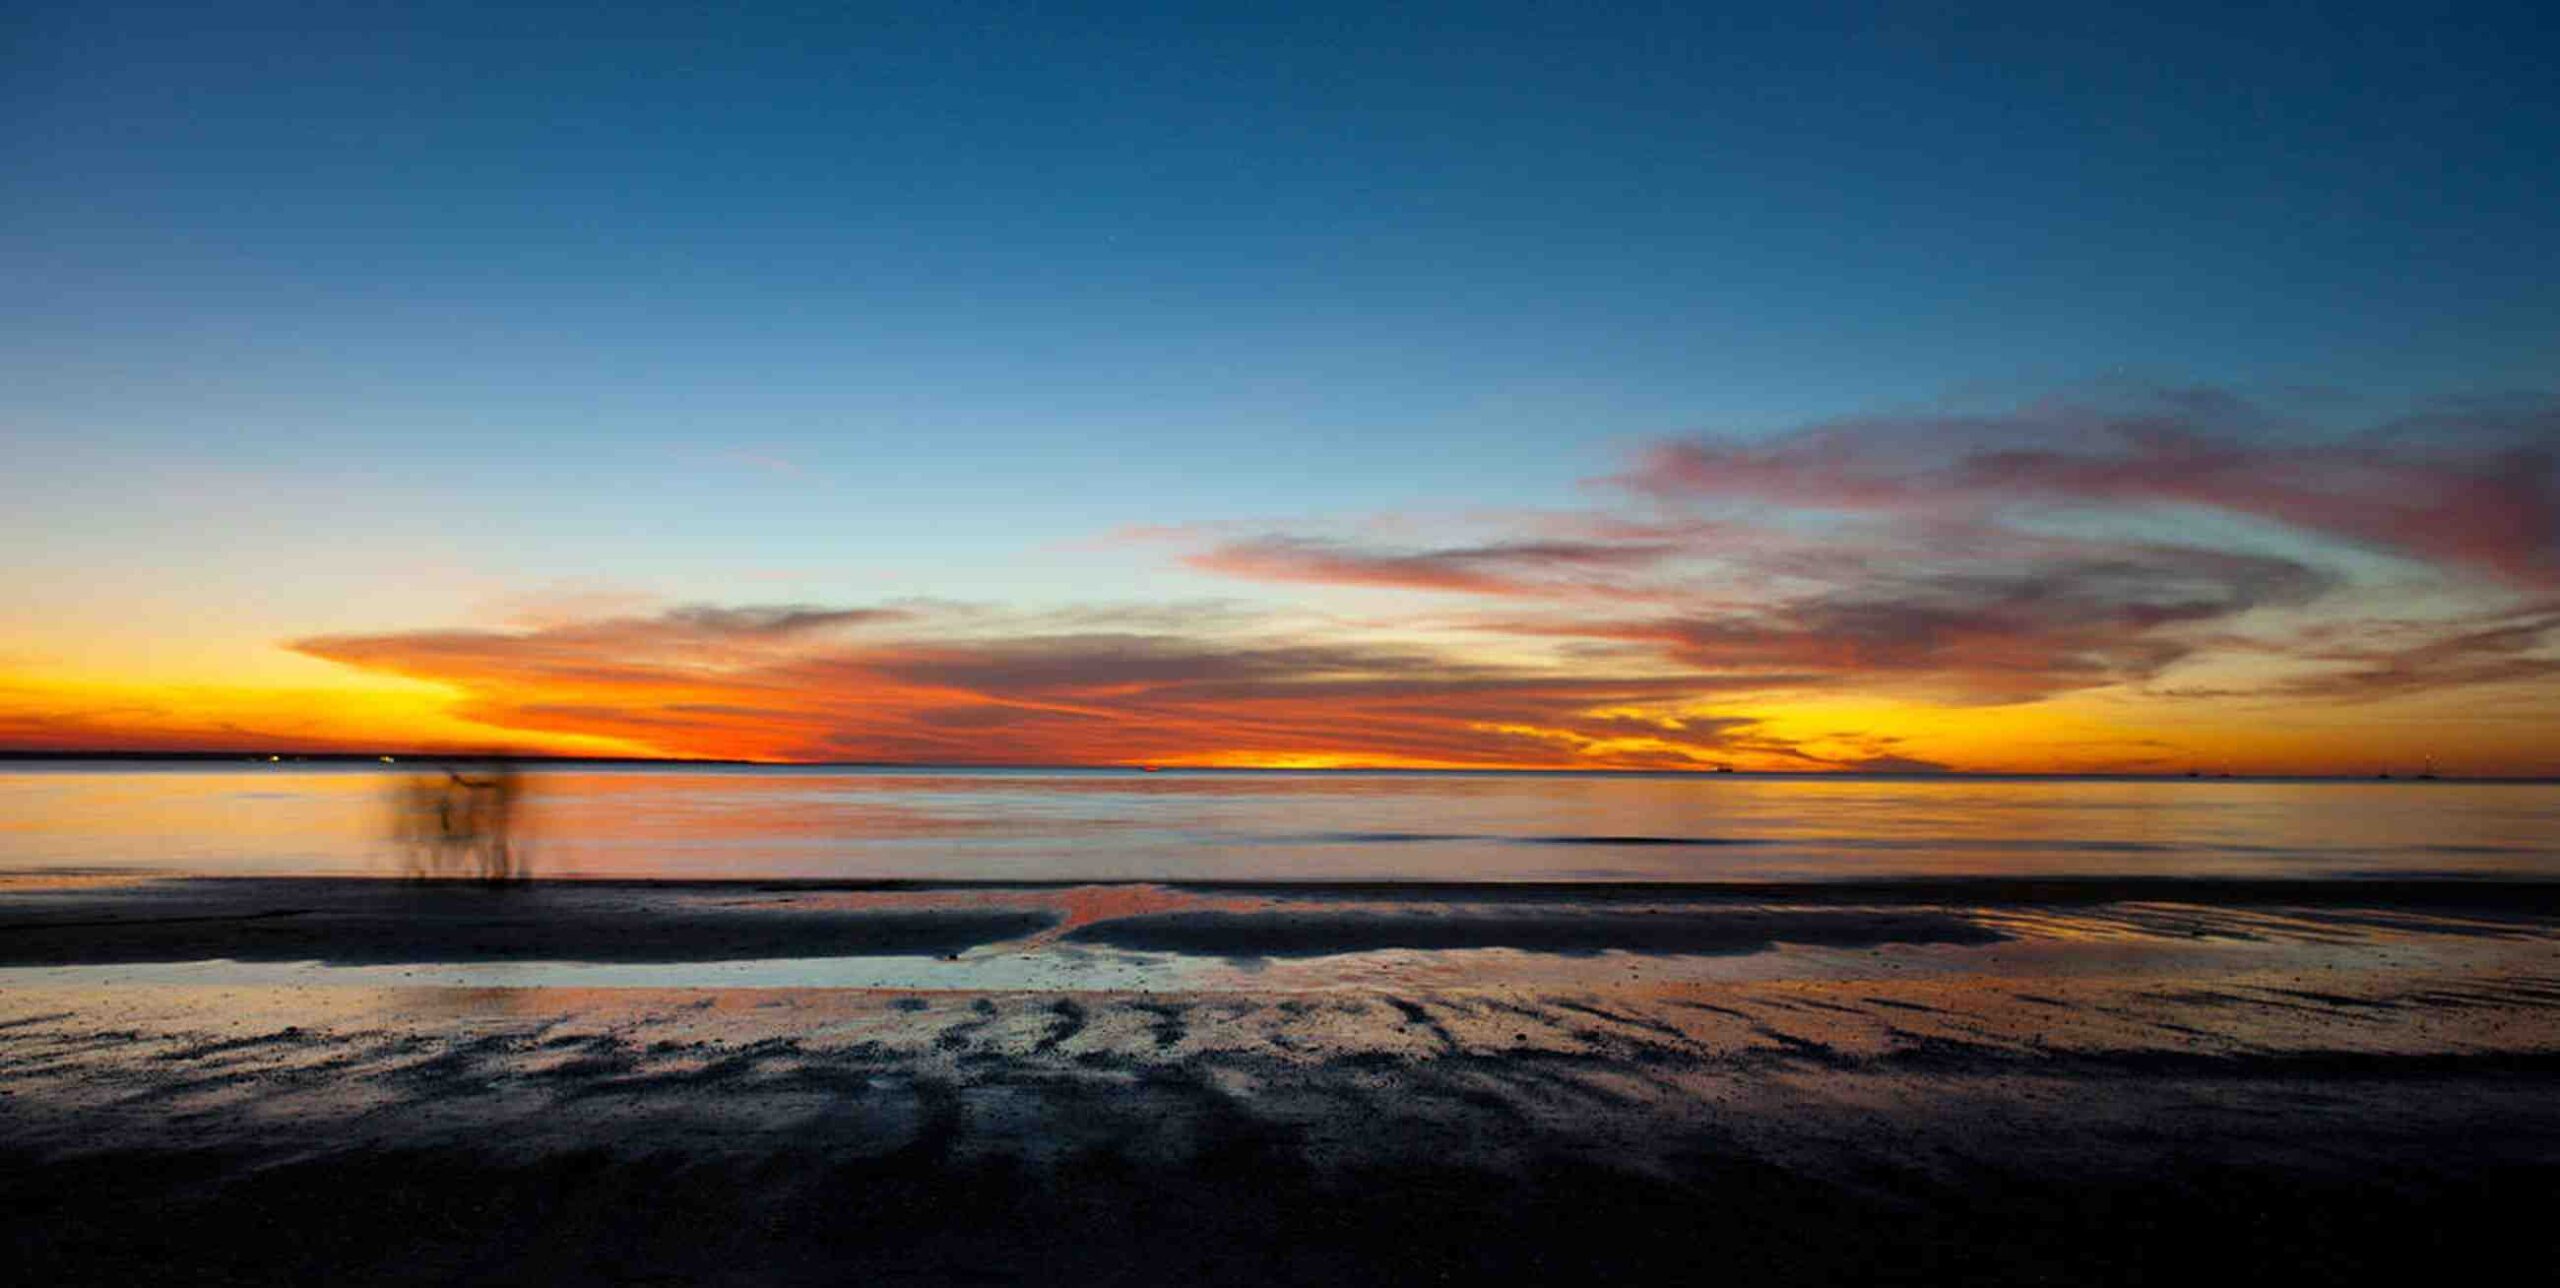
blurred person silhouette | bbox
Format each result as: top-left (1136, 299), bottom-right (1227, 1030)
top-left (393, 757), bottom-right (529, 882)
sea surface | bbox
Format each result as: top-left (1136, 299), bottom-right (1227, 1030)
top-left (4, 762), bottom-right (2555, 883)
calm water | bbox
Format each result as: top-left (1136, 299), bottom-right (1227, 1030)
top-left (4, 763), bottom-right (2554, 883)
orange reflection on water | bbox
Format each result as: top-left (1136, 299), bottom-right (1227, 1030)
top-left (5, 764), bottom-right (2558, 884)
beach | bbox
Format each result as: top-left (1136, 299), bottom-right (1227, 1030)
top-left (8, 855), bottom-right (2560, 1283)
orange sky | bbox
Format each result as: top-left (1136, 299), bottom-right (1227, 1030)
top-left (8, 396), bottom-right (2557, 775)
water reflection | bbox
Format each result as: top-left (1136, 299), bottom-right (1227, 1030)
top-left (1, 764), bottom-right (2555, 883)
top-left (392, 760), bottom-right (529, 882)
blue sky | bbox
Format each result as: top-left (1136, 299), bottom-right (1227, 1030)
top-left (14, 6), bottom-right (2553, 465)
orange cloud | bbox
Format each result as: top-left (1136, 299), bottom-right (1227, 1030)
top-left (281, 609), bottom-right (1796, 768)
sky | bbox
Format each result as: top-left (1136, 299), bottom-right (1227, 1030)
top-left (5, 1), bottom-right (2557, 773)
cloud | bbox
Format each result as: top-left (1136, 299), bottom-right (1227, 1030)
top-left (287, 604), bottom-right (1788, 768)
top-left (1623, 389), bottom-right (2560, 585)
top-left (1183, 537), bottom-right (1681, 598)
top-left (2261, 600), bottom-right (2560, 701)
top-left (1151, 387), bottom-right (2552, 714)
top-left (1173, 516), bottom-right (2339, 706)
top-left (1551, 545), bottom-right (2334, 704)
top-left (294, 604), bottom-right (906, 689)
top-left (659, 605), bottom-right (904, 637)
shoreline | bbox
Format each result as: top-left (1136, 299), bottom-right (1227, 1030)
top-left (5, 873), bottom-right (2558, 970)
top-left (11, 869), bottom-right (2559, 1281)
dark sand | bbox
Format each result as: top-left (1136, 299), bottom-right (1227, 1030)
top-left (6, 877), bottom-right (2560, 1283)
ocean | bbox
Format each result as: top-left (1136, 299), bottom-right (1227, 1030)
top-left (6, 762), bottom-right (2555, 882)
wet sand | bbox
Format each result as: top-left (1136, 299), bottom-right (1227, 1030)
top-left (7, 877), bottom-right (2560, 1283)
top-left (9, 874), bottom-right (2558, 966)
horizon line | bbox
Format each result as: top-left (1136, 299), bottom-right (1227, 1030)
top-left (0, 749), bottom-right (2547, 784)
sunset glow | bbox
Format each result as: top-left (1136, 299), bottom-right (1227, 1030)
top-left (8, 392), bottom-right (2554, 774)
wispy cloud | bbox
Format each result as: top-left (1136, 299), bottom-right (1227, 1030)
top-left (2260, 601), bottom-right (2560, 701)
top-left (1487, 543), bottom-right (2336, 705)
top-left (1166, 388), bottom-right (2554, 715)
top-left (1622, 388), bottom-right (2560, 585)
top-left (1183, 536), bottom-right (1682, 599)
top-left (288, 605), bottom-right (1787, 768)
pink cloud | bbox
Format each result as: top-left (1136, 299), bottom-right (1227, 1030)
top-left (1626, 390), bottom-right (2560, 585)
top-left (1182, 537), bottom-right (1681, 599)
